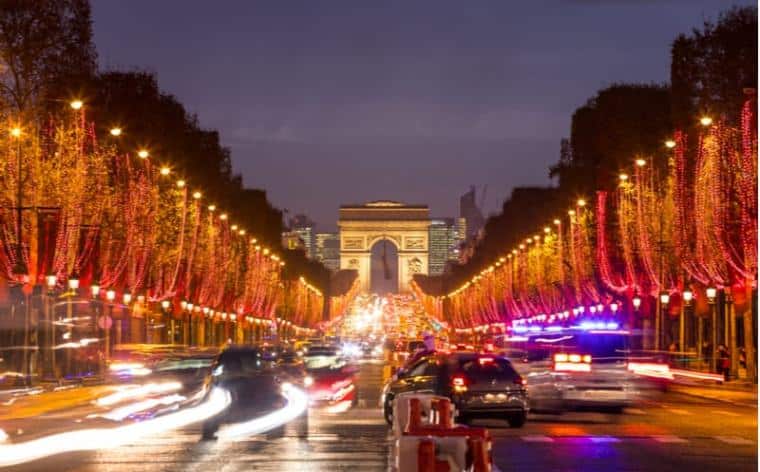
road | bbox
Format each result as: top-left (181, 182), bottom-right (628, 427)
top-left (3, 362), bottom-right (757, 471)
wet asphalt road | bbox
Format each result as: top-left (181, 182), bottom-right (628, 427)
top-left (4, 361), bottom-right (758, 471)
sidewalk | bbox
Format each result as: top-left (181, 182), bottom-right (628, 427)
top-left (669, 381), bottom-right (758, 406)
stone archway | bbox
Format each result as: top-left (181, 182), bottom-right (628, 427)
top-left (338, 201), bottom-right (430, 293)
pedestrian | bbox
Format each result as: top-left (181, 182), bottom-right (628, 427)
top-left (718, 344), bottom-right (730, 381)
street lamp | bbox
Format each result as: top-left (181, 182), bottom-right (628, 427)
top-left (123, 292), bottom-right (132, 304)
top-left (90, 283), bottom-right (100, 298)
top-left (137, 149), bottom-right (149, 159)
top-left (106, 290), bottom-right (115, 302)
top-left (610, 303), bottom-right (619, 314)
top-left (68, 277), bottom-right (80, 291)
top-left (635, 159), bottom-right (646, 167)
top-left (70, 100), bottom-right (83, 110)
top-left (159, 167), bottom-right (170, 176)
top-left (706, 287), bottom-right (718, 371)
top-left (682, 290), bottom-right (693, 303)
top-left (110, 127), bottom-right (122, 136)
top-left (632, 296), bottom-right (642, 310)
top-left (46, 274), bottom-right (57, 289)
top-left (659, 293), bottom-right (670, 305)
top-left (665, 139), bottom-right (676, 149)
top-left (700, 116), bottom-right (713, 126)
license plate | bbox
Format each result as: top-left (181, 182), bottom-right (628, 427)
top-left (482, 393), bottom-right (507, 403)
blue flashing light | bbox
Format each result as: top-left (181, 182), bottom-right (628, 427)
top-left (513, 326), bottom-right (528, 333)
top-left (546, 326), bottom-right (563, 332)
top-left (605, 322), bottom-right (619, 330)
top-left (579, 321), bottom-right (595, 330)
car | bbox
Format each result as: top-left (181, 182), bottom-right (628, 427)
top-left (302, 345), bottom-right (358, 409)
top-left (201, 346), bottom-right (285, 439)
top-left (381, 352), bottom-right (529, 428)
top-left (499, 328), bottom-right (639, 413)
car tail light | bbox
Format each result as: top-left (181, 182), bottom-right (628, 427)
top-left (514, 375), bottom-right (527, 386)
top-left (553, 353), bottom-right (592, 372)
top-left (451, 374), bottom-right (468, 393)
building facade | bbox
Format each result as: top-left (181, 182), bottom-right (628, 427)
top-left (315, 232), bottom-right (340, 271)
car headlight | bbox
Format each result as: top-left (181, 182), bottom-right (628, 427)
top-left (304, 375), bottom-right (314, 387)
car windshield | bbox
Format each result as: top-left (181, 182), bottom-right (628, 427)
top-left (216, 349), bottom-right (265, 375)
top-left (304, 346), bottom-right (346, 371)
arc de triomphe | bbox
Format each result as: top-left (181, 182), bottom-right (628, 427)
top-left (338, 201), bottom-right (430, 293)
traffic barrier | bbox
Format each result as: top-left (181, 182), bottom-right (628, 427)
top-left (397, 435), bottom-right (466, 471)
top-left (393, 392), bottom-right (452, 437)
top-left (393, 395), bottom-right (494, 471)
top-left (468, 437), bottom-right (491, 472)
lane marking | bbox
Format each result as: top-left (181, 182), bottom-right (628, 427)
top-left (522, 435), bottom-right (553, 442)
top-left (652, 435), bottom-right (688, 443)
top-left (663, 407), bottom-right (692, 415)
top-left (715, 436), bottom-right (754, 445)
top-left (625, 408), bottom-right (646, 415)
top-left (711, 409), bottom-right (740, 417)
top-left (588, 436), bottom-right (620, 443)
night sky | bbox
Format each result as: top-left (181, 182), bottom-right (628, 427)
top-left (92, 0), bottom-right (751, 230)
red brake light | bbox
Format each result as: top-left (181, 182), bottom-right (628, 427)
top-left (451, 374), bottom-right (468, 393)
top-left (514, 375), bottom-right (527, 386)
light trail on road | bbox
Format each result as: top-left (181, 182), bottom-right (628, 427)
top-left (0, 387), bottom-right (230, 467)
top-left (216, 383), bottom-right (309, 440)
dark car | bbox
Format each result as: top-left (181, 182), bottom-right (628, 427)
top-left (201, 346), bottom-right (284, 439)
top-left (381, 352), bottom-right (528, 428)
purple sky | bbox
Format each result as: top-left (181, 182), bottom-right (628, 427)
top-left (91, 0), bottom-right (751, 230)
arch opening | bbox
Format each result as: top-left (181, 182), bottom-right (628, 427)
top-left (369, 238), bottom-right (399, 294)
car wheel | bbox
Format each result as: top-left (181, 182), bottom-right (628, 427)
top-left (201, 420), bottom-right (218, 440)
top-left (507, 411), bottom-right (527, 428)
top-left (383, 395), bottom-right (394, 425)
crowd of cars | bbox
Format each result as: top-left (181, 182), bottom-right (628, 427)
top-left (105, 338), bottom-right (372, 439)
top-left (103, 326), bottom-right (645, 437)
top-left (381, 327), bottom-right (645, 428)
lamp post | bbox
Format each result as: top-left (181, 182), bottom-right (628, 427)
top-left (10, 126), bottom-right (27, 279)
top-left (44, 274), bottom-right (57, 379)
top-left (161, 300), bottom-right (172, 344)
top-left (706, 287), bottom-right (717, 371)
top-left (680, 290), bottom-right (693, 359)
top-left (659, 292), bottom-right (670, 350)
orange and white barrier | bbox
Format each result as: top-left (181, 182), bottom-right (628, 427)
top-left (393, 395), bottom-right (493, 472)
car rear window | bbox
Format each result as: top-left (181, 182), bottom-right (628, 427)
top-left (459, 357), bottom-right (518, 381)
top-left (407, 341), bottom-right (425, 353)
top-left (218, 350), bottom-right (264, 374)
